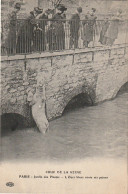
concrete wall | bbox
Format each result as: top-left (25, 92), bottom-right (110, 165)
top-left (1, 45), bottom-right (128, 121)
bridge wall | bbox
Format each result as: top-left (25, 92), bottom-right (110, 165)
top-left (1, 45), bottom-right (128, 120)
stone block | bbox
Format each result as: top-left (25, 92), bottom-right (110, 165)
top-left (27, 59), bottom-right (40, 70)
top-left (110, 48), bottom-right (125, 59)
top-left (23, 81), bottom-right (29, 86)
top-left (10, 98), bottom-right (17, 104)
top-left (40, 57), bottom-right (51, 69)
top-left (74, 52), bottom-right (92, 64)
top-left (116, 48), bottom-right (125, 56)
top-left (18, 96), bottom-right (24, 101)
top-left (94, 50), bottom-right (110, 62)
top-left (52, 55), bottom-right (72, 68)
top-left (125, 46), bottom-right (128, 54)
top-left (5, 85), bottom-right (10, 90)
top-left (9, 88), bottom-right (17, 93)
top-left (18, 86), bottom-right (24, 91)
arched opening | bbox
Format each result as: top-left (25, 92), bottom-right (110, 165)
top-left (117, 82), bottom-right (128, 96)
top-left (63, 92), bottom-right (93, 115)
top-left (1, 113), bottom-right (35, 136)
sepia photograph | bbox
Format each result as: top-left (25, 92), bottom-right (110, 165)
top-left (0, 0), bottom-right (128, 193)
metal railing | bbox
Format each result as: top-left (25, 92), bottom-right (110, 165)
top-left (1, 19), bottom-right (128, 56)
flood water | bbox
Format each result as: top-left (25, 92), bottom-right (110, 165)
top-left (0, 91), bottom-right (128, 162)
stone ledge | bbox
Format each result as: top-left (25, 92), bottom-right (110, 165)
top-left (1, 43), bottom-right (128, 62)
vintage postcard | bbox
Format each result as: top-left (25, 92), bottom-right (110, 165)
top-left (0, 0), bottom-right (128, 193)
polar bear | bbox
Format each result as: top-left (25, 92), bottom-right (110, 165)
top-left (27, 85), bottom-right (49, 134)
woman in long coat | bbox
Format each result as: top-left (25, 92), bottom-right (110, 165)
top-left (16, 8), bottom-right (40, 54)
top-left (104, 9), bottom-right (122, 46)
top-left (33, 9), bottom-right (50, 52)
top-left (99, 17), bottom-right (110, 45)
top-left (69, 7), bottom-right (82, 49)
top-left (82, 8), bottom-right (97, 47)
top-left (5, 3), bottom-right (21, 54)
top-left (47, 4), bottom-right (67, 51)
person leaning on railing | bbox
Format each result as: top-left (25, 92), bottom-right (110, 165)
top-left (33, 9), bottom-right (51, 52)
top-left (102, 9), bottom-right (123, 46)
top-left (47, 4), bottom-right (67, 51)
top-left (99, 16), bottom-right (110, 45)
top-left (82, 8), bottom-right (97, 48)
top-left (5, 3), bottom-right (21, 54)
top-left (16, 7), bottom-right (42, 54)
top-left (69, 7), bottom-right (82, 49)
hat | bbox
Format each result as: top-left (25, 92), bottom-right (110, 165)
top-left (92, 8), bottom-right (96, 12)
top-left (45, 9), bottom-right (52, 14)
top-left (14, 3), bottom-right (21, 10)
top-left (57, 4), bottom-right (67, 12)
top-left (34, 7), bottom-right (43, 14)
top-left (77, 7), bottom-right (82, 13)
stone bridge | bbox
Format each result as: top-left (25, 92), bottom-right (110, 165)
top-left (1, 44), bottom-right (128, 123)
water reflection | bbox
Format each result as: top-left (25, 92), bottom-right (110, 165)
top-left (1, 92), bottom-right (128, 162)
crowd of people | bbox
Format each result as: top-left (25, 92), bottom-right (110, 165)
top-left (3, 2), bottom-right (123, 55)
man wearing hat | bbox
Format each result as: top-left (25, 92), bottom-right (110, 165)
top-left (99, 15), bottom-right (110, 45)
top-left (34, 7), bottom-right (43, 14)
top-left (16, 7), bottom-right (43, 53)
top-left (69, 7), bottom-right (82, 49)
top-left (47, 4), bottom-right (67, 51)
top-left (82, 8), bottom-right (97, 47)
top-left (5, 3), bottom-right (21, 54)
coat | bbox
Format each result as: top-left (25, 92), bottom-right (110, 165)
top-left (105, 16), bottom-right (120, 40)
top-left (16, 12), bottom-right (37, 53)
top-left (51, 13), bottom-right (66, 39)
top-left (5, 11), bottom-right (17, 52)
top-left (33, 13), bottom-right (48, 51)
top-left (38, 13), bottom-right (48, 31)
top-left (99, 20), bottom-right (110, 44)
top-left (18, 12), bottom-right (37, 39)
top-left (69, 13), bottom-right (80, 36)
top-left (82, 14), bottom-right (97, 43)
top-left (47, 13), bottom-right (66, 50)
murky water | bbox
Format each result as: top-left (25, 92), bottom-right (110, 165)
top-left (1, 92), bottom-right (128, 162)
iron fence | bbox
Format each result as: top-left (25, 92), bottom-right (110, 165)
top-left (1, 19), bottom-right (128, 56)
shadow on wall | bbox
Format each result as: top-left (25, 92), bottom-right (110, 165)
top-left (1, 113), bottom-right (36, 136)
top-left (117, 82), bottom-right (128, 96)
top-left (63, 92), bottom-right (93, 115)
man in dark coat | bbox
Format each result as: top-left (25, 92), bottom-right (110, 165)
top-left (99, 16), bottom-right (110, 45)
top-left (16, 7), bottom-right (41, 54)
top-left (5, 3), bottom-right (21, 54)
top-left (82, 8), bottom-right (97, 47)
top-left (69, 7), bottom-right (82, 49)
top-left (47, 4), bottom-right (67, 51)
